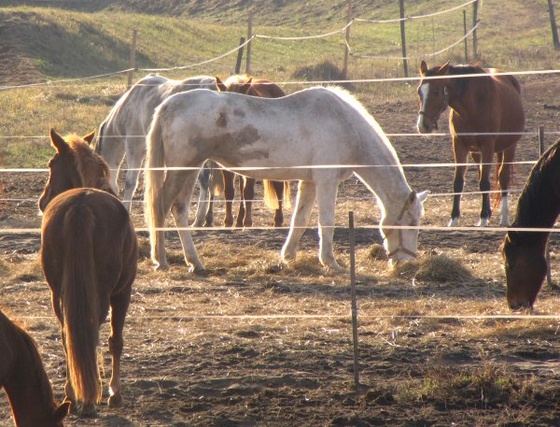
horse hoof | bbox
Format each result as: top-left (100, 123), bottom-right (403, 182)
top-left (78, 402), bottom-right (97, 418)
top-left (108, 393), bottom-right (123, 408)
top-left (154, 262), bottom-right (169, 271)
top-left (448, 218), bottom-right (459, 227)
top-left (192, 267), bottom-right (209, 277)
top-left (476, 218), bottom-right (489, 227)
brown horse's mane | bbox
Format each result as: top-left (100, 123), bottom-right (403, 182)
top-left (222, 74), bottom-right (286, 98)
top-left (65, 135), bottom-right (115, 195)
top-left (510, 140), bottom-right (560, 243)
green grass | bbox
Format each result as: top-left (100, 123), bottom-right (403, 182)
top-left (1, 0), bottom-right (560, 168)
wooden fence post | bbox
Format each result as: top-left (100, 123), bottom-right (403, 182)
top-left (245, 13), bottom-right (253, 75)
top-left (348, 211), bottom-right (360, 394)
top-left (342, 0), bottom-right (352, 79)
top-left (127, 29), bottom-right (138, 89)
top-left (472, 0), bottom-right (479, 59)
top-left (548, 0), bottom-right (560, 49)
top-left (399, 0), bottom-right (408, 77)
top-left (235, 37), bottom-right (246, 74)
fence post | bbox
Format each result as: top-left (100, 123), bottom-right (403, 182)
top-left (235, 37), bottom-right (246, 74)
top-left (342, 0), bottom-right (352, 79)
top-left (245, 13), bottom-right (253, 75)
top-left (548, 0), bottom-right (560, 49)
top-left (463, 10), bottom-right (468, 62)
top-left (127, 29), bottom-right (138, 89)
top-left (472, 0), bottom-right (479, 59)
top-left (398, 0), bottom-right (409, 77)
top-left (348, 211), bottom-right (360, 394)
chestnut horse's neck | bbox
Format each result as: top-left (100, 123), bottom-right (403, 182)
top-left (509, 141), bottom-right (560, 247)
top-left (445, 65), bottom-right (491, 118)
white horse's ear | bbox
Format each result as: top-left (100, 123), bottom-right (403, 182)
top-left (416, 190), bottom-right (430, 203)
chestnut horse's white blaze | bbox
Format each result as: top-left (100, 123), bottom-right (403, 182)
top-left (145, 86), bottom-right (428, 272)
top-left (93, 74), bottom-right (217, 225)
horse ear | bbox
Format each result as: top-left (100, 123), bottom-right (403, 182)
top-left (215, 76), bottom-right (227, 92)
top-left (49, 128), bottom-right (69, 154)
top-left (416, 190), bottom-right (430, 204)
top-left (83, 130), bottom-right (95, 145)
top-left (419, 60), bottom-right (428, 75)
top-left (54, 401), bottom-right (70, 421)
top-left (438, 61), bottom-right (450, 75)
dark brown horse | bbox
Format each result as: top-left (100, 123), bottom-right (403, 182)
top-left (416, 60), bottom-right (525, 227)
top-left (215, 74), bottom-right (291, 227)
top-left (502, 140), bottom-right (560, 310)
top-left (0, 309), bottom-right (69, 426)
top-left (39, 129), bottom-right (138, 416)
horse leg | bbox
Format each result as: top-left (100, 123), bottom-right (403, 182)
top-left (239, 177), bottom-right (255, 227)
top-left (121, 137), bottom-right (145, 212)
top-left (171, 171), bottom-right (206, 273)
top-left (497, 146), bottom-right (516, 226)
top-left (272, 181), bottom-right (285, 227)
top-left (316, 179), bottom-right (342, 270)
top-left (107, 291), bottom-right (131, 408)
top-left (476, 149), bottom-right (494, 226)
top-left (222, 170), bottom-right (235, 227)
top-left (281, 181), bottom-right (316, 263)
top-left (193, 164), bottom-right (212, 228)
top-left (449, 143), bottom-right (468, 226)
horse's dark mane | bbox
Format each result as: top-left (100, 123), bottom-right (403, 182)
top-left (510, 140), bottom-right (560, 243)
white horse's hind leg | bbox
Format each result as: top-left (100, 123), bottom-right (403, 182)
top-left (121, 138), bottom-right (145, 212)
top-left (171, 170), bottom-right (206, 273)
top-left (193, 164), bottom-right (212, 227)
top-left (316, 180), bottom-right (341, 270)
top-left (281, 181), bottom-right (316, 263)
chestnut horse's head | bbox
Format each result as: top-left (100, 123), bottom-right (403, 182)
top-left (416, 60), bottom-right (451, 134)
top-left (39, 129), bottom-right (114, 212)
top-left (501, 232), bottom-right (547, 310)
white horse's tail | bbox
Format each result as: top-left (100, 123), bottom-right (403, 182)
top-left (263, 180), bottom-right (291, 210)
top-left (145, 116), bottom-right (166, 262)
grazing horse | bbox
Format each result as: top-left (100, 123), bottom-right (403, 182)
top-left (0, 309), bottom-right (69, 426)
top-left (216, 75), bottom-right (291, 227)
top-left (93, 73), bottom-right (218, 226)
top-left (39, 129), bottom-right (138, 416)
top-left (416, 60), bottom-right (525, 227)
top-left (502, 140), bottom-right (560, 310)
top-left (145, 86), bottom-right (428, 272)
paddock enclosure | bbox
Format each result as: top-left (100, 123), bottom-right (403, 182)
top-left (1, 70), bottom-right (560, 426)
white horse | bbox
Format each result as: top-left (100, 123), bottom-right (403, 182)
top-left (93, 74), bottom-right (218, 226)
top-left (145, 86), bottom-right (428, 272)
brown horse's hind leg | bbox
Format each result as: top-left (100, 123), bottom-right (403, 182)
top-left (449, 144), bottom-right (469, 226)
top-left (222, 170), bottom-right (235, 227)
top-left (476, 149), bottom-right (495, 226)
top-left (272, 181), bottom-right (285, 227)
top-left (237, 177), bottom-right (255, 227)
top-left (107, 291), bottom-right (130, 408)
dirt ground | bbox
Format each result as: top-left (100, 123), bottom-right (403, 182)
top-left (2, 76), bottom-right (560, 426)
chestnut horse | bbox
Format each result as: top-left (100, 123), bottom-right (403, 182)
top-left (0, 309), bottom-right (69, 426)
top-left (216, 75), bottom-right (290, 227)
top-left (39, 129), bottom-right (138, 416)
top-left (502, 140), bottom-right (560, 310)
top-left (416, 60), bottom-right (525, 227)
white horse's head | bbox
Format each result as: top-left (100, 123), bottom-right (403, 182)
top-left (380, 190), bottom-right (429, 265)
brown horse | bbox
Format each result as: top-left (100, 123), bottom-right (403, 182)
top-left (416, 60), bottom-right (525, 227)
top-left (215, 74), bottom-right (291, 227)
top-left (0, 309), bottom-right (69, 426)
top-left (39, 129), bottom-right (138, 416)
top-left (502, 140), bottom-right (560, 310)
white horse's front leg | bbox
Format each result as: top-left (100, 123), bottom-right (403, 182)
top-left (281, 181), bottom-right (316, 263)
top-left (122, 139), bottom-right (145, 212)
top-left (316, 180), bottom-right (342, 270)
top-left (172, 171), bottom-right (206, 273)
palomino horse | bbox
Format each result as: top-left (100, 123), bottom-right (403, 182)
top-left (502, 140), bottom-right (560, 310)
top-left (416, 60), bottom-right (525, 227)
top-left (39, 129), bottom-right (138, 416)
top-left (93, 73), bottom-right (218, 226)
top-left (0, 309), bottom-right (69, 426)
top-left (145, 86), bottom-right (428, 272)
top-left (216, 75), bottom-right (291, 227)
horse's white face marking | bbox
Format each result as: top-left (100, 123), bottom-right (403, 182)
top-left (416, 83), bottom-right (431, 133)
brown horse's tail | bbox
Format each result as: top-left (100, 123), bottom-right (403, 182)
top-left (263, 180), bottom-right (291, 210)
top-left (145, 110), bottom-right (166, 263)
top-left (62, 202), bottom-right (101, 408)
